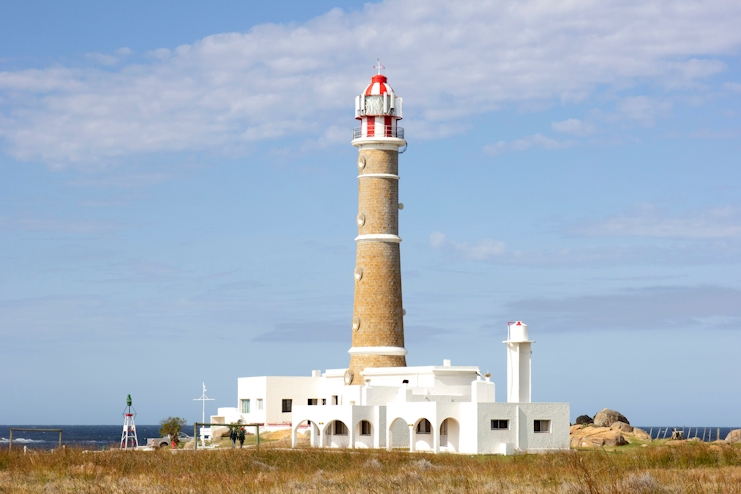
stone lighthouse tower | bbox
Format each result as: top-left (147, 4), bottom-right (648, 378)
top-left (346, 63), bottom-right (407, 385)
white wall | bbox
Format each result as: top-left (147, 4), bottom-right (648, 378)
top-left (471, 403), bottom-right (518, 454)
top-left (236, 376), bottom-right (267, 424)
top-left (262, 376), bottom-right (322, 425)
top-left (518, 402), bottom-right (570, 452)
top-left (230, 376), bottom-right (326, 425)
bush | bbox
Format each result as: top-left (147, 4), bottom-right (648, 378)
top-left (159, 417), bottom-right (187, 444)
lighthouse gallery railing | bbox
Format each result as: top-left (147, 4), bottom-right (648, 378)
top-left (353, 126), bottom-right (404, 140)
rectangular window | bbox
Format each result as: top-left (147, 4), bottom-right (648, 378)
top-left (240, 399), bottom-right (250, 414)
top-left (322, 398), bottom-right (327, 405)
top-left (282, 399), bottom-right (292, 413)
top-left (490, 420), bottom-right (509, 430)
top-left (331, 395), bottom-right (338, 405)
top-left (534, 420), bottom-right (551, 433)
top-left (333, 422), bottom-right (348, 435)
top-left (256, 399), bottom-right (263, 410)
top-left (308, 399), bottom-right (318, 405)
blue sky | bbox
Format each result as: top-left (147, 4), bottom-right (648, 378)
top-left (1, 0), bottom-right (740, 426)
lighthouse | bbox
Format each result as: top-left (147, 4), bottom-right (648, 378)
top-left (504, 321), bottom-right (535, 403)
top-left (346, 62), bottom-right (407, 385)
top-left (219, 65), bottom-right (571, 456)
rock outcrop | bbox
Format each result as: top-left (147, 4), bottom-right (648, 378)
top-left (593, 408), bottom-right (629, 427)
top-left (725, 429), bottom-right (741, 443)
top-left (610, 421), bottom-right (633, 433)
top-left (575, 415), bottom-right (593, 425)
top-left (570, 423), bottom-right (651, 448)
top-left (632, 427), bottom-right (652, 441)
top-left (570, 425), bottom-right (627, 448)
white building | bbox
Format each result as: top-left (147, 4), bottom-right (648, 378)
top-left (213, 321), bottom-right (570, 454)
top-left (213, 67), bottom-right (570, 454)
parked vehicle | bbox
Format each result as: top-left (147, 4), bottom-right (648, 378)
top-left (147, 432), bottom-right (192, 448)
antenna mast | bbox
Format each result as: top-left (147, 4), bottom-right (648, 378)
top-left (193, 382), bottom-right (215, 424)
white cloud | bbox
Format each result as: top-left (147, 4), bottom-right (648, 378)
top-left (568, 204), bottom-right (741, 239)
top-left (115, 47), bottom-right (133, 58)
top-left (616, 96), bottom-right (673, 126)
top-left (724, 82), bottom-right (741, 93)
top-left (483, 133), bottom-right (572, 156)
top-left (84, 48), bottom-right (133, 66)
top-left (551, 118), bottom-right (595, 136)
top-left (430, 231), bottom-right (506, 260)
top-left (0, 0), bottom-right (740, 168)
top-left (430, 209), bottom-right (741, 267)
top-left (506, 285), bottom-right (741, 332)
top-left (85, 52), bottom-right (119, 66)
top-left (300, 124), bottom-right (348, 150)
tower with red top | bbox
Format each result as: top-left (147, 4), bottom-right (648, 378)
top-left (354, 62), bottom-right (403, 140)
top-left (346, 62), bottom-right (407, 385)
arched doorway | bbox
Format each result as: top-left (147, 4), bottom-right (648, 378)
top-left (354, 420), bottom-right (373, 448)
top-left (413, 418), bottom-right (434, 451)
top-left (292, 420), bottom-right (320, 448)
top-left (439, 418), bottom-right (460, 452)
top-left (324, 420), bottom-right (350, 448)
top-left (387, 418), bottom-right (410, 450)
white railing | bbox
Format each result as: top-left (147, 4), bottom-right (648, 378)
top-left (353, 126), bottom-right (404, 139)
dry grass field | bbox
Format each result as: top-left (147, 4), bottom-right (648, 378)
top-left (2, 441), bottom-right (741, 493)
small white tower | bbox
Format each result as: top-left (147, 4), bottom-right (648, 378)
top-left (120, 394), bottom-right (138, 449)
top-left (504, 321), bottom-right (535, 403)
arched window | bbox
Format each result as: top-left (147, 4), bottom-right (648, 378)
top-left (333, 421), bottom-right (348, 435)
top-left (416, 419), bottom-right (431, 434)
top-left (440, 419), bottom-right (448, 435)
top-left (360, 420), bottom-right (371, 436)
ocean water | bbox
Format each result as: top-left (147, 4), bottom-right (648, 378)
top-left (641, 426), bottom-right (739, 442)
top-left (0, 425), bottom-right (168, 450)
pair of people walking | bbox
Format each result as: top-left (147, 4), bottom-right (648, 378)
top-left (230, 427), bottom-right (246, 448)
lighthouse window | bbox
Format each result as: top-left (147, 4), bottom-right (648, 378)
top-left (240, 399), bottom-right (250, 414)
top-left (282, 399), bottom-right (292, 413)
top-left (416, 419), bottom-right (432, 434)
top-left (490, 420), bottom-right (509, 430)
top-left (534, 420), bottom-right (551, 433)
top-left (364, 95), bottom-right (384, 115)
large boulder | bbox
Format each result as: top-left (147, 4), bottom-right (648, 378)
top-left (610, 421), bottom-right (633, 433)
top-left (593, 408), bottom-right (629, 427)
top-left (632, 427), bottom-right (652, 442)
top-left (725, 429), bottom-right (741, 443)
top-left (575, 415), bottom-right (593, 425)
top-left (571, 427), bottom-right (628, 448)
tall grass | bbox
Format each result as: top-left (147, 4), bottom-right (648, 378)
top-left (1, 443), bottom-right (741, 493)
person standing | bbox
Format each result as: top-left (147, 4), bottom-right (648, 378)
top-left (229, 428), bottom-right (237, 448)
top-left (238, 427), bottom-right (246, 448)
